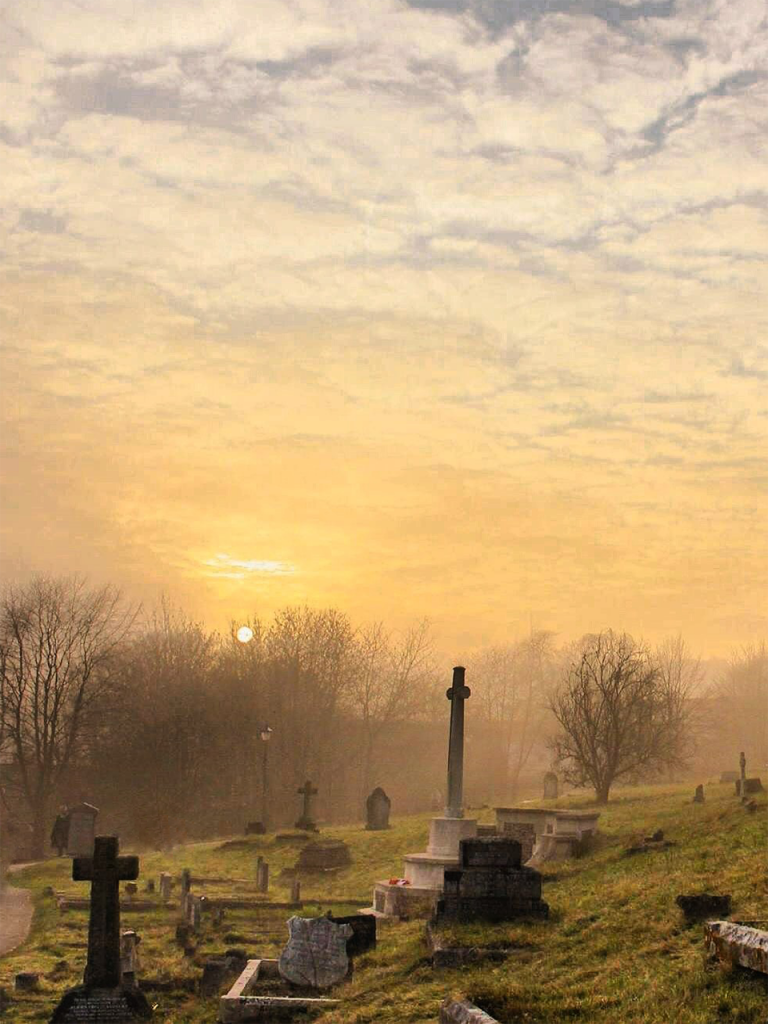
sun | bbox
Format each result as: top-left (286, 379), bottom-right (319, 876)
top-left (236, 625), bottom-right (254, 644)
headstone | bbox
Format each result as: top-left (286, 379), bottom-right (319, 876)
top-left (124, 883), bottom-right (138, 898)
top-left (365, 787), bottom-right (391, 830)
top-left (16, 973), bottom-right (39, 992)
top-left (49, 835), bottom-right (153, 1022)
top-left (245, 821), bottom-right (265, 836)
top-left (179, 869), bottom-right (191, 918)
top-left (693, 784), bottom-right (705, 803)
top-left (144, 881), bottom-right (154, 894)
top-left (297, 839), bottom-right (351, 871)
top-left (291, 879), bottom-right (301, 904)
top-left (278, 916), bottom-right (354, 989)
top-left (159, 874), bottom-right (171, 901)
top-left (329, 913), bottom-right (376, 956)
top-left (257, 862), bottom-right (269, 893)
top-left (676, 893), bottom-right (731, 921)
top-left (65, 803), bottom-right (99, 858)
top-left (435, 837), bottom-right (549, 923)
top-left (295, 781), bottom-right (319, 831)
top-left (120, 931), bottom-right (140, 987)
top-left (543, 772), bottom-right (558, 800)
top-left (742, 778), bottom-right (764, 795)
top-left (200, 958), bottom-right (230, 997)
top-left (189, 896), bottom-right (202, 933)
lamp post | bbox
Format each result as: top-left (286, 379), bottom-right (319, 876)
top-left (236, 625), bottom-right (274, 830)
top-left (260, 724), bottom-right (273, 830)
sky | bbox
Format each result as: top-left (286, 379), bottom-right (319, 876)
top-left (1, 0), bottom-right (766, 657)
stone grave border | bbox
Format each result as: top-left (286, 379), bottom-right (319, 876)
top-left (425, 921), bottom-right (517, 969)
top-left (219, 958), bottom-right (339, 1023)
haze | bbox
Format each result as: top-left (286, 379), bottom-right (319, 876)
top-left (2, 0), bottom-right (766, 657)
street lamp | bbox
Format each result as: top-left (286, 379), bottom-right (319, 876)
top-left (237, 626), bottom-right (273, 830)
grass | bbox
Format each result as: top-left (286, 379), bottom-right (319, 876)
top-left (0, 783), bottom-right (765, 1023)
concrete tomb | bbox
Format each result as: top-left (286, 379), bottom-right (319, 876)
top-left (705, 921), bottom-right (768, 975)
top-left (297, 839), bottom-right (351, 871)
top-left (435, 837), bottom-right (549, 923)
top-left (365, 787), bottom-right (391, 830)
top-left (49, 836), bottom-right (152, 1022)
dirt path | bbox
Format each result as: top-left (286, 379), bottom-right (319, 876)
top-left (0, 883), bottom-right (33, 957)
top-left (0, 860), bottom-right (45, 957)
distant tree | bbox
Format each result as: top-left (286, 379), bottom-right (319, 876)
top-left (350, 619), bottom-right (435, 797)
top-left (653, 634), bottom-right (705, 779)
top-left (470, 632), bottom-right (557, 801)
top-left (549, 630), bottom-right (683, 804)
top-left (0, 575), bottom-right (137, 856)
top-left (707, 644), bottom-right (767, 770)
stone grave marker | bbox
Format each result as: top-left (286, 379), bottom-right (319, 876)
top-left (365, 787), bottom-right (391, 830)
top-left (543, 772), bottom-right (558, 800)
top-left (278, 916), bottom-right (353, 988)
top-left (49, 835), bottom-right (153, 1022)
top-left (693, 784), bottom-right (705, 803)
top-left (65, 803), bottom-right (99, 858)
top-left (159, 874), bottom-right (171, 901)
top-left (295, 781), bottom-right (319, 831)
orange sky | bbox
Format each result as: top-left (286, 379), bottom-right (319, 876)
top-left (2, 0), bottom-right (767, 658)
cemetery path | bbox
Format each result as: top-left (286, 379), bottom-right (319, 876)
top-left (0, 884), bottom-right (33, 957)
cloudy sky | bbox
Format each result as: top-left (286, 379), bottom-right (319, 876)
top-left (2, 0), bottom-right (766, 656)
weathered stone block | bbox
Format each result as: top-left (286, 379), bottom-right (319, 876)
top-left (705, 921), bottom-right (768, 975)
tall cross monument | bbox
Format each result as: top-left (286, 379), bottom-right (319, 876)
top-left (445, 666), bottom-right (470, 819)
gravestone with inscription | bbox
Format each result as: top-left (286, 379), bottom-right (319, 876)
top-left (49, 836), bottom-right (152, 1022)
top-left (278, 916), bottom-right (353, 989)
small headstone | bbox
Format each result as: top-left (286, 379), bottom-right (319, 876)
top-left (291, 879), bottom-right (301, 904)
top-left (693, 784), bottom-right (705, 803)
top-left (741, 778), bottom-right (764, 795)
top-left (245, 821), bottom-right (266, 835)
top-left (365, 787), bottom-right (391, 831)
top-left (676, 893), bottom-right (732, 921)
top-left (189, 896), bottom-right (202, 933)
top-left (543, 772), bottom-right (558, 800)
top-left (15, 973), bottom-right (39, 992)
top-left (329, 913), bottom-right (376, 956)
top-left (175, 923), bottom-right (192, 948)
top-left (200, 958), bottom-right (229, 997)
top-left (65, 803), bottom-right (99, 858)
top-left (124, 883), bottom-right (138, 898)
top-left (48, 835), bottom-right (153, 1022)
top-left (159, 874), bottom-right (171, 901)
top-left (295, 780), bottom-right (319, 831)
top-left (278, 916), bottom-right (354, 988)
top-left (120, 931), bottom-right (140, 987)
top-left (144, 881), bottom-right (155, 894)
top-left (179, 869), bottom-right (191, 918)
top-left (257, 862), bottom-right (269, 894)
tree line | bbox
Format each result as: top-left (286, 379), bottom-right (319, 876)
top-left (1, 574), bottom-right (764, 857)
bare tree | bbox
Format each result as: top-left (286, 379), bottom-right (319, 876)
top-left (549, 629), bottom-right (680, 804)
top-left (0, 575), bottom-right (138, 856)
top-left (707, 644), bottom-right (768, 770)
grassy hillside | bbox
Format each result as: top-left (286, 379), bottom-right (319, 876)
top-left (0, 781), bottom-right (765, 1023)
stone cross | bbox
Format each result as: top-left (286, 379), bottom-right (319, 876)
top-left (297, 780), bottom-right (318, 821)
top-left (445, 666), bottom-right (471, 819)
top-left (72, 836), bottom-right (138, 988)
